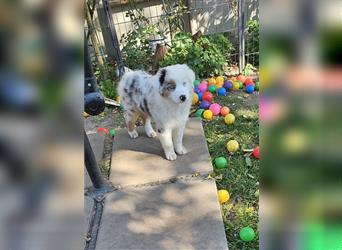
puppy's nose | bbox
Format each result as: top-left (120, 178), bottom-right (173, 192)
top-left (180, 95), bottom-right (186, 102)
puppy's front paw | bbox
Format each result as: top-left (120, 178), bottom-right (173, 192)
top-left (146, 130), bottom-right (157, 138)
top-left (165, 150), bottom-right (177, 161)
top-left (175, 145), bottom-right (188, 155)
top-left (128, 130), bottom-right (139, 139)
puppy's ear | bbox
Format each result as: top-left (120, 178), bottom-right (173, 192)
top-left (184, 65), bottom-right (195, 87)
top-left (158, 69), bottom-right (167, 95)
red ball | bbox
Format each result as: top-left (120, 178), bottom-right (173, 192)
top-left (202, 92), bottom-right (214, 103)
top-left (97, 127), bottom-right (109, 135)
top-left (252, 146), bottom-right (260, 159)
top-left (244, 77), bottom-right (253, 85)
top-left (245, 82), bottom-right (255, 87)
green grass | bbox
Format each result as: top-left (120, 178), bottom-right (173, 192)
top-left (195, 91), bottom-right (259, 249)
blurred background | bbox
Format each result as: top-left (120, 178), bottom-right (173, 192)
top-left (0, 0), bottom-right (83, 249)
top-left (260, 0), bottom-right (342, 249)
top-left (1, 0), bottom-right (342, 249)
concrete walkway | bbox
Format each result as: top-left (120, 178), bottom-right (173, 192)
top-left (86, 118), bottom-right (228, 250)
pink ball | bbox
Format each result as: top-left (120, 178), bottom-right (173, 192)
top-left (201, 80), bottom-right (208, 85)
top-left (209, 103), bottom-right (221, 116)
top-left (198, 83), bottom-right (208, 93)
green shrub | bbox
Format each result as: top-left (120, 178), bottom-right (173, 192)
top-left (94, 62), bottom-right (118, 100)
top-left (246, 20), bottom-right (259, 65)
top-left (160, 32), bottom-right (234, 78)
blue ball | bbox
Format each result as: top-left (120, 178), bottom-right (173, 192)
top-left (199, 101), bottom-right (211, 109)
top-left (217, 87), bottom-right (227, 96)
top-left (246, 85), bottom-right (255, 94)
top-left (198, 92), bottom-right (203, 101)
top-left (223, 81), bottom-right (233, 91)
top-left (194, 87), bottom-right (201, 94)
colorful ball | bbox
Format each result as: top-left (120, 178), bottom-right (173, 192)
top-left (246, 85), bottom-right (255, 94)
top-left (253, 146), bottom-right (260, 159)
top-left (200, 101), bottom-right (211, 109)
top-left (238, 80), bottom-right (244, 89)
top-left (109, 128), bottom-right (116, 137)
top-left (202, 92), bottom-right (214, 103)
top-left (208, 85), bottom-right (216, 93)
top-left (224, 114), bottom-right (235, 124)
top-left (209, 103), bottom-right (221, 116)
top-left (255, 81), bottom-right (259, 91)
top-left (217, 87), bottom-right (227, 96)
top-left (208, 77), bottom-right (216, 85)
top-left (223, 81), bottom-right (233, 91)
top-left (203, 110), bottom-right (213, 120)
top-left (220, 106), bottom-right (230, 116)
top-left (233, 81), bottom-right (240, 91)
top-left (216, 76), bottom-right (224, 84)
top-left (198, 92), bottom-right (203, 101)
top-left (214, 157), bottom-right (228, 169)
top-left (239, 227), bottom-right (256, 242)
top-left (192, 93), bottom-right (199, 105)
top-left (227, 140), bottom-right (239, 153)
top-left (195, 109), bottom-right (204, 117)
top-left (218, 189), bottom-right (230, 204)
top-left (244, 77), bottom-right (253, 85)
top-left (198, 83), bottom-right (208, 93)
top-left (194, 87), bottom-right (201, 94)
top-left (201, 80), bottom-right (208, 85)
top-left (237, 74), bottom-right (246, 83)
top-left (194, 79), bottom-right (201, 88)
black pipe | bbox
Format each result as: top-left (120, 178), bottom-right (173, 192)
top-left (84, 130), bottom-right (105, 189)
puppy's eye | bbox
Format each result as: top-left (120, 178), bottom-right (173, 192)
top-left (167, 86), bottom-right (176, 90)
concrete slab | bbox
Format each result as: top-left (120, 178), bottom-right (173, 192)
top-left (96, 180), bottom-right (228, 250)
top-left (109, 118), bottom-right (212, 186)
top-left (85, 132), bottom-right (106, 188)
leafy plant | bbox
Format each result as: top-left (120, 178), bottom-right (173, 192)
top-left (160, 32), bottom-right (234, 78)
top-left (246, 20), bottom-right (259, 66)
top-left (94, 62), bottom-right (118, 99)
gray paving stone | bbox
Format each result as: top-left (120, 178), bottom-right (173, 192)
top-left (109, 118), bottom-right (213, 187)
top-left (85, 132), bottom-right (105, 188)
top-left (96, 180), bottom-right (228, 250)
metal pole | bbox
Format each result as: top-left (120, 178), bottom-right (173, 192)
top-left (84, 130), bottom-right (105, 189)
top-left (238, 0), bottom-right (246, 73)
top-left (101, 0), bottom-right (125, 77)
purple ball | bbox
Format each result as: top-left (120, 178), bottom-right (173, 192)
top-left (200, 101), bottom-right (211, 109)
top-left (194, 87), bottom-right (201, 94)
top-left (198, 92), bottom-right (203, 101)
top-left (223, 81), bottom-right (233, 91)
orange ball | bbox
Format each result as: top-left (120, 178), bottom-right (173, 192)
top-left (237, 75), bottom-right (246, 83)
top-left (220, 106), bottom-right (230, 116)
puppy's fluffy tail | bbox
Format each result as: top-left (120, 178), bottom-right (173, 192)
top-left (116, 66), bottom-right (132, 78)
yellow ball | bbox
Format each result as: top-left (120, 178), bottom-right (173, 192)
top-left (192, 93), bottom-right (199, 105)
top-left (208, 77), bottom-right (216, 85)
top-left (227, 140), bottom-right (239, 153)
top-left (216, 76), bottom-right (224, 84)
top-left (218, 189), bottom-right (230, 204)
top-left (224, 114), bottom-right (235, 125)
top-left (233, 81), bottom-right (240, 91)
top-left (203, 110), bottom-right (213, 120)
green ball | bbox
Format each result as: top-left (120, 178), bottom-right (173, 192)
top-left (255, 81), bottom-right (259, 91)
top-left (239, 227), bottom-right (256, 242)
top-left (238, 80), bottom-right (243, 89)
top-left (214, 157), bottom-right (228, 169)
top-left (194, 80), bottom-right (201, 88)
top-left (208, 85), bottom-right (216, 93)
top-left (110, 128), bottom-right (116, 137)
top-left (195, 109), bottom-right (204, 117)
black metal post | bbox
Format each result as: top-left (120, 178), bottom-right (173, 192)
top-left (84, 130), bottom-right (105, 189)
top-left (100, 0), bottom-right (125, 77)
